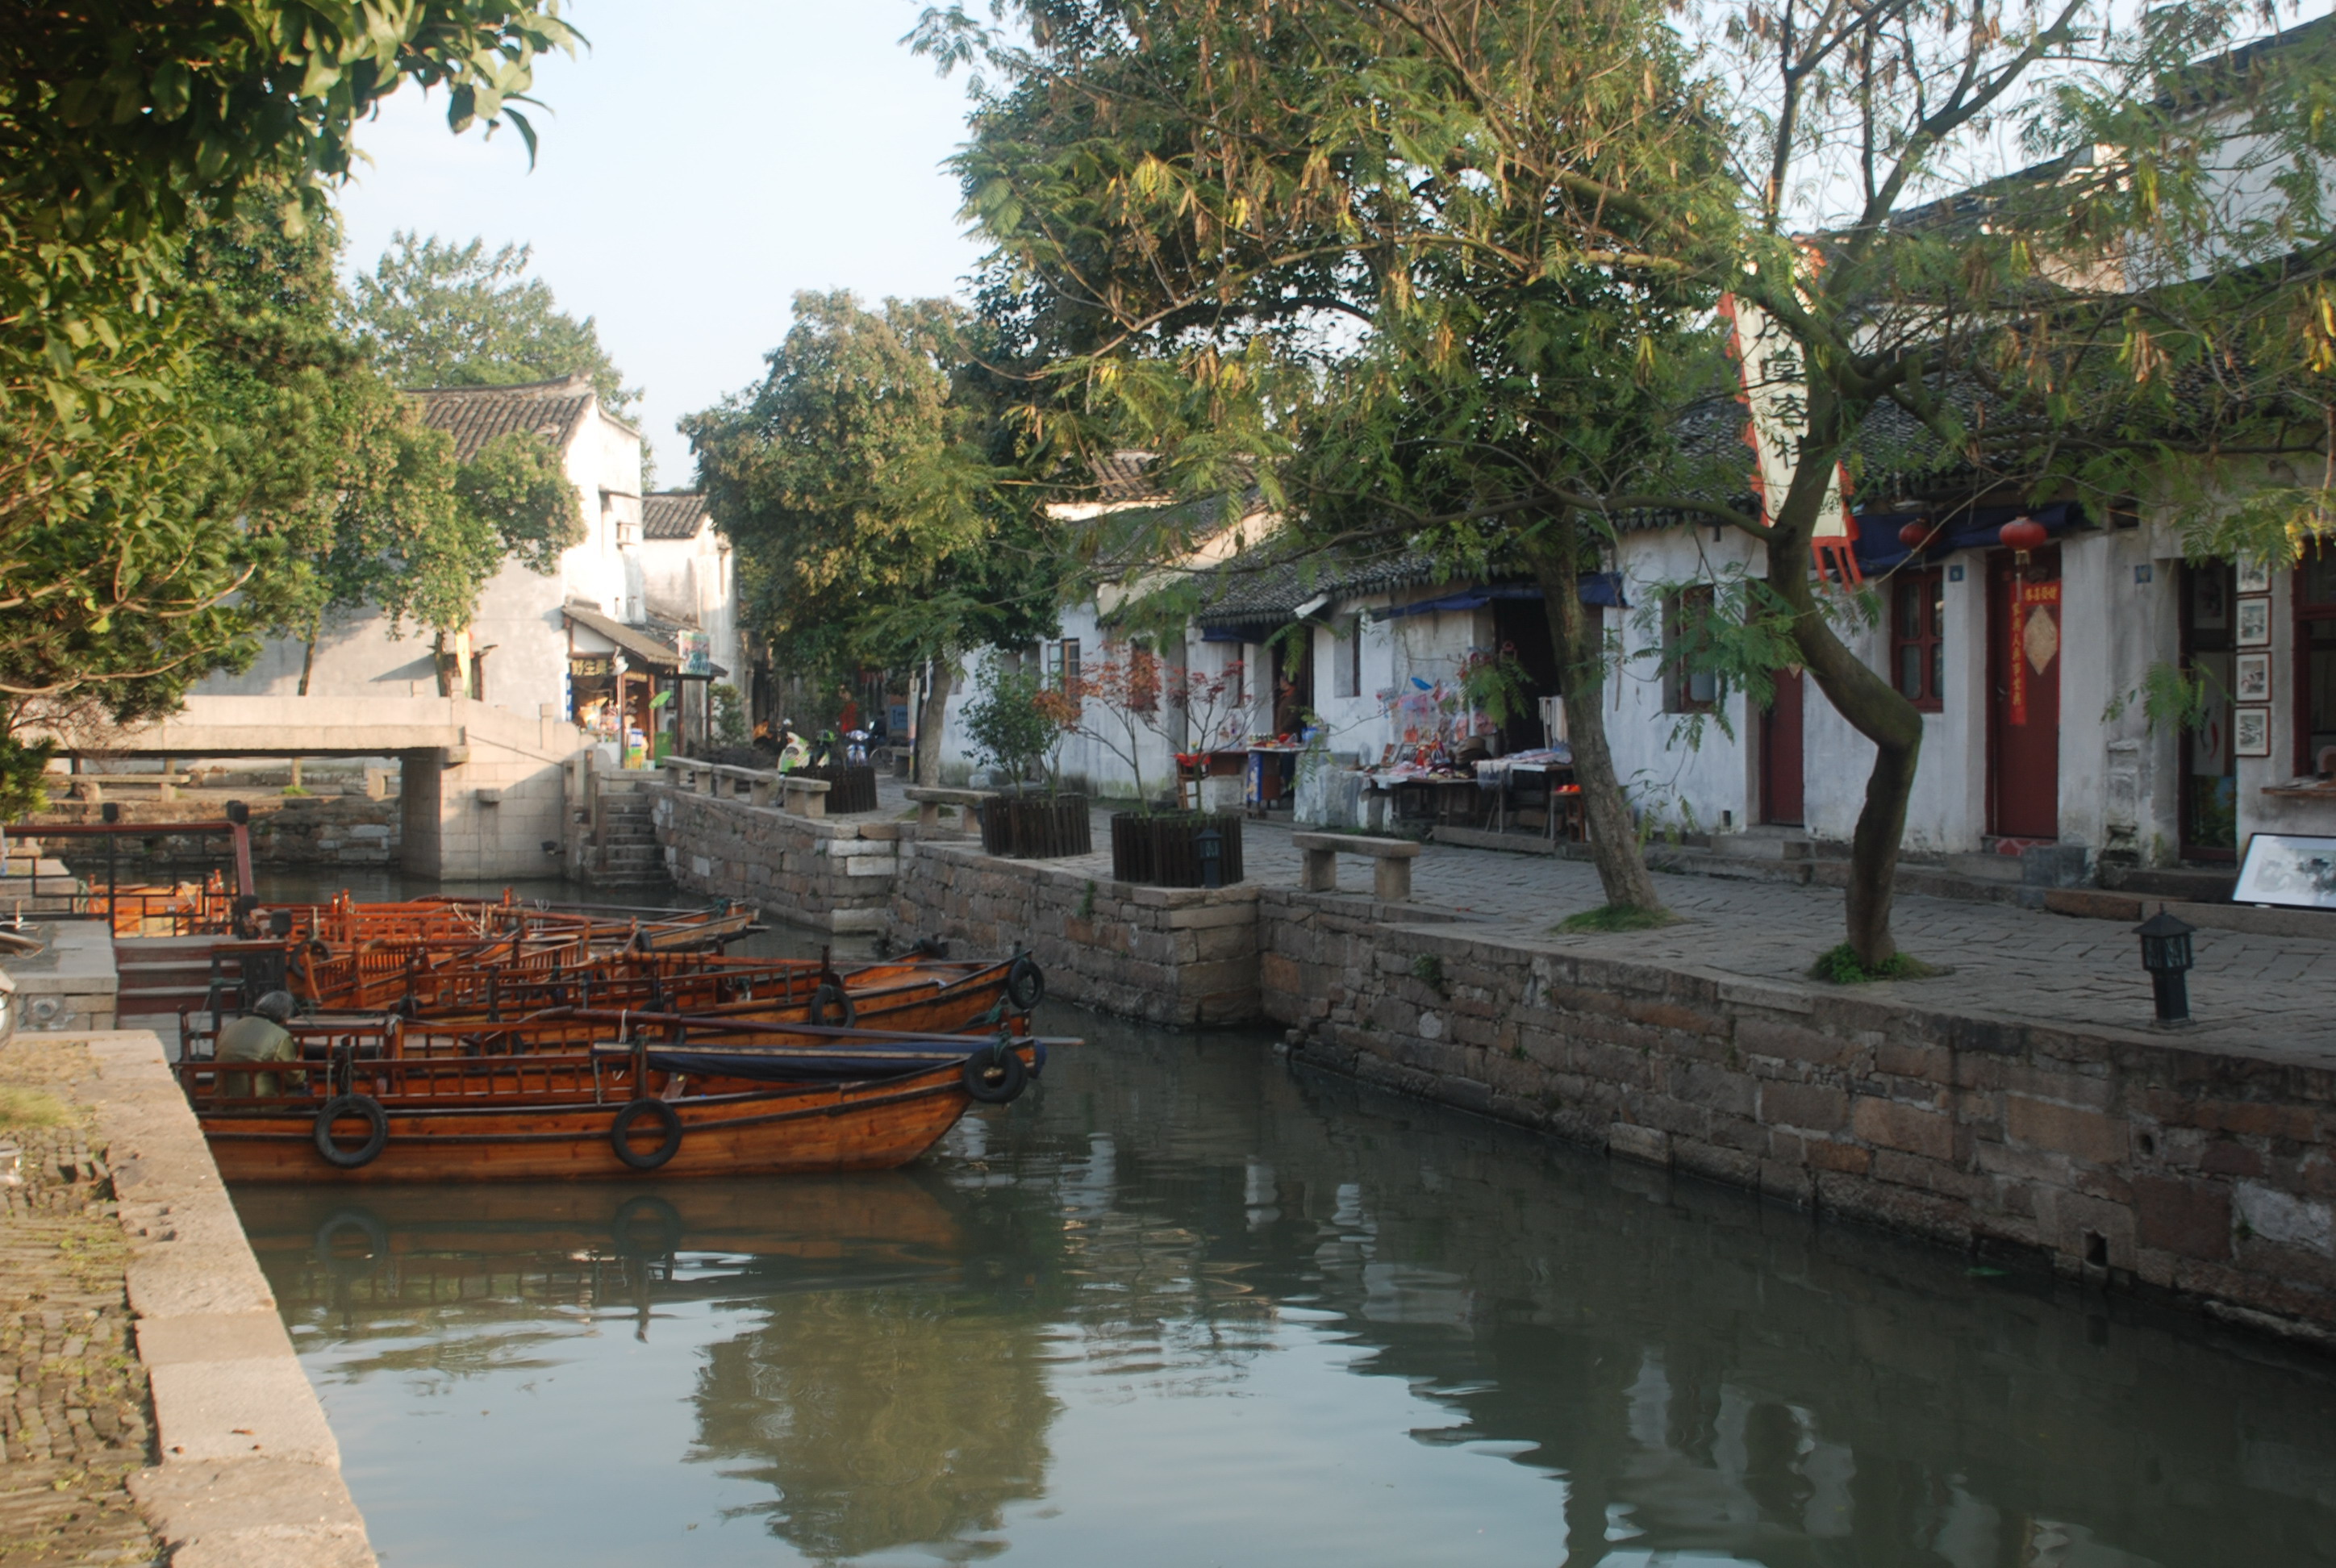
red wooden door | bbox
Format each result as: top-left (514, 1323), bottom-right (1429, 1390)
top-left (1762, 666), bottom-right (1805, 826)
top-left (1989, 548), bottom-right (2063, 839)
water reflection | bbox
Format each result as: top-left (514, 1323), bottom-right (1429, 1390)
top-left (235, 1012), bottom-right (2336, 1567)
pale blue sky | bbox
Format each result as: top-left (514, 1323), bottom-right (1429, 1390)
top-left (335, 0), bottom-right (987, 481)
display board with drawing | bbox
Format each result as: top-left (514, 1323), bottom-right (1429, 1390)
top-left (2234, 833), bottom-right (2336, 910)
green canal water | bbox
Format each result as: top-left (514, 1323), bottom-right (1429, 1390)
top-left (223, 874), bottom-right (2336, 1566)
top-left (227, 1015), bottom-right (2336, 1568)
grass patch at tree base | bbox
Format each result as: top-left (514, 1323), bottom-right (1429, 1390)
top-left (1553, 904), bottom-right (1683, 935)
top-left (1808, 944), bottom-right (1951, 984)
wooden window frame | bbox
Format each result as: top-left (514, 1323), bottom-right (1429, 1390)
top-left (1664, 586), bottom-right (1717, 715)
top-left (1333, 614), bottom-right (1363, 700)
top-left (2296, 546), bottom-right (2336, 774)
top-left (1890, 565), bottom-right (1947, 711)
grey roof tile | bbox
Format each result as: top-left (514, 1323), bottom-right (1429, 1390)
top-left (642, 492), bottom-right (708, 540)
top-left (408, 374), bottom-right (597, 463)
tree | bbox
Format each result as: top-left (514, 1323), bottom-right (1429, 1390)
top-left (685, 291), bottom-right (1063, 786)
top-left (924, 0), bottom-right (1729, 915)
top-left (925, 0), bottom-right (2336, 965)
top-left (0, 1), bottom-right (578, 815)
top-left (963, 651), bottom-right (1072, 787)
top-left (349, 233), bottom-right (640, 419)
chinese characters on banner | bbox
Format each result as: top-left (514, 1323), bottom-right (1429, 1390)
top-left (1718, 293), bottom-right (1863, 586)
top-left (2007, 580), bottom-right (2061, 727)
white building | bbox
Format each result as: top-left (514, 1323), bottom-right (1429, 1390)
top-left (202, 374), bottom-right (648, 713)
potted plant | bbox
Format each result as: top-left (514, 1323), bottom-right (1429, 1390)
top-left (1070, 642), bottom-right (1245, 887)
top-left (963, 653), bottom-right (1090, 857)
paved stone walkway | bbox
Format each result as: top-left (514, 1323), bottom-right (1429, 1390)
top-left (886, 779), bottom-right (2333, 1065)
top-left (0, 1041), bottom-right (157, 1567)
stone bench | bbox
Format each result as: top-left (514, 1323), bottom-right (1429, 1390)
top-left (1291, 831), bottom-right (1425, 902)
top-left (903, 786), bottom-right (997, 833)
top-left (779, 775), bottom-right (832, 818)
top-left (664, 757), bottom-right (790, 807)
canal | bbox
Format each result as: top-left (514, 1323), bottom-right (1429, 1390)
top-left (219, 874), bottom-right (2336, 1566)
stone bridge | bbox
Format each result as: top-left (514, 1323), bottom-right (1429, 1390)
top-left (40, 696), bottom-right (588, 881)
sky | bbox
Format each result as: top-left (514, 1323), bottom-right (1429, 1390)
top-left (333, 0), bottom-right (988, 485)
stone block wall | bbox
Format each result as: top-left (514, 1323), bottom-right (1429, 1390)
top-left (1260, 889), bottom-right (2336, 1345)
top-left (890, 841), bottom-right (1262, 1027)
top-left (653, 787), bottom-right (899, 932)
top-left (24, 796), bottom-right (399, 866)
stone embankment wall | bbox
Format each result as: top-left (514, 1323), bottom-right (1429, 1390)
top-left (891, 841), bottom-right (1260, 1027)
top-left (652, 787), bottom-right (899, 932)
top-left (636, 786), bottom-right (2336, 1347)
top-left (1260, 889), bottom-right (2336, 1345)
top-left (25, 796), bottom-right (400, 867)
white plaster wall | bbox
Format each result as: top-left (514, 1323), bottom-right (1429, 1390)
top-left (1306, 611), bottom-right (1397, 761)
top-left (198, 394), bottom-right (644, 728)
top-left (938, 604), bottom-right (1185, 800)
top-left (1605, 530), bottom-right (1761, 835)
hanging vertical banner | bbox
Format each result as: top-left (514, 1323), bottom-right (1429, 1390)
top-left (1719, 294), bottom-right (1863, 586)
top-left (2008, 580), bottom-right (2061, 726)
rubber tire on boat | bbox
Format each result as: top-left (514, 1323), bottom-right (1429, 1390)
top-left (314, 1095), bottom-right (389, 1170)
top-left (962, 1042), bottom-right (1028, 1105)
top-left (611, 1098), bottom-right (683, 1170)
top-left (808, 982), bottom-right (856, 1028)
top-left (1003, 955), bottom-right (1045, 1011)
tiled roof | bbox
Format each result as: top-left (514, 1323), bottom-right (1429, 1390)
top-left (1094, 451), bottom-right (1168, 503)
top-left (408, 375), bottom-right (595, 463)
top-left (562, 602), bottom-right (727, 678)
top-left (641, 492), bottom-right (708, 540)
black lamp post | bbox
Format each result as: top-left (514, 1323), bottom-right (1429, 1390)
top-left (2134, 910), bottom-right (2197, 1025)
top-left (1195, 826), bottom-right (1224, 890)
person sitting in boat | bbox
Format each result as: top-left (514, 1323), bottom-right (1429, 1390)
top-left (217, 991), bottom-right (305, 1099)
top-left (777, 724), bottom-right (811, 774)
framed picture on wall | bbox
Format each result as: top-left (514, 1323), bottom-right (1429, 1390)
top-left (2236, 595), bottom-right (2272, 646)
top-left (2236, 556), bottom-right (2275, 594)
top-left (2234, 652), bottom-right (2273, 702)
top-left (2234, 706), bottom-right (2271, 757)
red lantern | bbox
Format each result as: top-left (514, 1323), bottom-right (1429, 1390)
top-left (2000, 516), bottom-right (2048, 557)
top-left (1898, 519), bottom-right (1936, 551)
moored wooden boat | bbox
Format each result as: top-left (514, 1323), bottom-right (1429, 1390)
top-left (262, 940), bottom-right (1041, 1032)
top-left (179, 1013), bottom-right (1063, 1184)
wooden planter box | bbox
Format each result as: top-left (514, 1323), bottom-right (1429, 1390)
top-left (1108, 811), bottom-right (1245, 888)
top-left (980, 793), bottom-right (1093, 859)
top-left (798, 764), bottom-right (878, 815)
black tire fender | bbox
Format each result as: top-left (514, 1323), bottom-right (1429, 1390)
top-left (1003, 955), bottom-right (1045, 1011)
top-left (808, 982), bottom-right (856, 1028)
top-left (962, 1040), bottom-right (1028, 1105)
top-left (314, 1094), bottom-right (389, 1169)
top-left (611, 1098), bottom-right (684, 1170)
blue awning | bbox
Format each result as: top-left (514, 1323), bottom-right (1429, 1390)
top-left (1851, 502), bottom-right (2085, 573)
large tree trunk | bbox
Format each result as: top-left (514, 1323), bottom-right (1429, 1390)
top-left (914, 657), bottom-right (956, 786)
top-left (1525, 521), bottom-right (1664, 913)
top-left (1764, 408), bottom-right (1925, 966)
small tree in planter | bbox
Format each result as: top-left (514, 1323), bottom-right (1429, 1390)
top-left (1070, 641), bottom-right (1243, 886)
top-left (963, 652), bottom-right (1088, 857)
top-left (1167, 660), bottom-right (1245, 811)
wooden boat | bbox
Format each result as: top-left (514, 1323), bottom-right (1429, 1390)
top-left (390, 953), bottom-right (1042, 1036)
top-left (254, 942), bottom-right (1040, 1032)
top-left (179, 1012), bottom-right (1062, 1184)
top-left (255, 891), bottom-right (758, 953)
